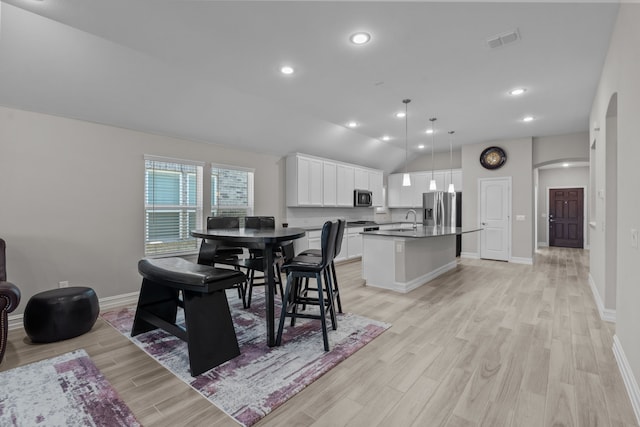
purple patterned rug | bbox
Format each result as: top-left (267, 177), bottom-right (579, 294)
top-left (101, 290), bottom-right (389, 426)
top-left (0, 349), bottom-right (140, 426)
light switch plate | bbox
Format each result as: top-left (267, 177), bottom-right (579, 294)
top-left (516, 215), bottom-right (526, 221)
top-left (632, 229), bottom-right (638, 249)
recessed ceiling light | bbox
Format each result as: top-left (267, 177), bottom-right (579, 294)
top-left (382, 135), bottom-right (391, 141)
top-left (418, 145), bottom-right (425, 149)
top-left (350, 32), bottom-right (371, 45)
top-left (509, 88), bottom-right (527, 96)
top-left (425, 129), bottom-right (434, 134)
top-left (280, 66), bottom-right (295, 75)
top-left (395, 112), bottom-right (406, 118)
top-left (563, 163), bottom-right (570, 167)
top-left (522, 116), bottom-right (535, 122)
top-left (347, 121), bottom-right (358, 128)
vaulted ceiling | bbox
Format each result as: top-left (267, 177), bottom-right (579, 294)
top-left (0, 1), bottom-right (619, 173)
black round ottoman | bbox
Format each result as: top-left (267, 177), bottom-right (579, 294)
top-left (24, 287), bottom-right (99, 343)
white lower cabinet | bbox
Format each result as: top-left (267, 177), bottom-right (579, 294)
top-left (335, 233), bottom-right (348, 262)
top-left (293, 226), bottom-right (365, 261)
top-left (307, 230), bottom-right (322, 251)
top-left (347, 227), bottom-right (364, 258)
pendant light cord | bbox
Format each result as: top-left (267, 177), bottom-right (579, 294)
top-left (403, 99), bottom-right (411, 175)
top-left (430, 117), bottom-right (437, 181)
top-left (449, 130), bottom-right (455, 190)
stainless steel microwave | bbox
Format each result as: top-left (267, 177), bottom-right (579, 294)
top-left (354, 189), bottom-right (372, 207)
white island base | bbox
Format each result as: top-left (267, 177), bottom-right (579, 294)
top-left (362, 233), bottom-right (457, 293)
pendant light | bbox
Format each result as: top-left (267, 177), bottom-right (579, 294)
top-left (402, 99), bottom-right (411, 187)
top-left (429, 117), bottom-right (437, 190)
top-left (448, 131), bottom-right (455, 193)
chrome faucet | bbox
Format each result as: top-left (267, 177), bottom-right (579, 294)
top-left (405, 209), bottom-right (418, 229)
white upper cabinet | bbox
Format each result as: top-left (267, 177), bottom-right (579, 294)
top-left (286, 155), bottom-right (323, 207)
top-left (432, 171), bottom-right (446, 192)
top-left (336, 163), bottom-right (355, 207)
top-left (387, 173), bottom-right (413, 208)
top-left (411, 172), bottom-right (431, 207)
top-left (323, 161), bottom-right (337, 207)
top-left (388, 169), bottom-right (462, 208)
top-left (354, 168), bottom-right (369, 190)
top-left (287, 153), bottom-right (383, 208)
top-left (451, 169), bottom-right (462, 192)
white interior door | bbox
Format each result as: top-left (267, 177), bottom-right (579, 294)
top-left (480, 177), bottom-right (511, 261)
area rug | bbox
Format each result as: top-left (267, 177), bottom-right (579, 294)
top-left (0, 349), bottom-right (140, 426)
top-left (101, 290), bottom-right (389, 426)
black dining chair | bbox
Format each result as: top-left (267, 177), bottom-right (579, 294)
top-left (242, 216), bottom-right (285, 308)
top-left (297, 218), bottom-right (345, 313)
top-left (197, 216), bottom-right (247, 307)
top-left (276, 220), bottom-right (339, 351)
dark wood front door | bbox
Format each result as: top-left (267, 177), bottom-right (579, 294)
top-left (549, 188), bottom-right (584, 248)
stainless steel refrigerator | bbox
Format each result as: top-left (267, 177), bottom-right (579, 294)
top-left (423, 191), bottom-right (462, 255)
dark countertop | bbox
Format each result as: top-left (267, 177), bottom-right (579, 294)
top-left (361, 226), bottom-right (482, 238)
top-left (297, 221), bottom-right (410, 231)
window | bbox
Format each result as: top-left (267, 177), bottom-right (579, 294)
top-left (144, 156), bottom-right (203, 256)
top-left (211, 165), bottom-right (254, 219)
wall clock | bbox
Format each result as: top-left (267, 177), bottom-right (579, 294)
top-left (479, 146), bottom-right (507, 170)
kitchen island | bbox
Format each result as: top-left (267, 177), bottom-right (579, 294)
top-left (361, 226), bottom-right (480, 293)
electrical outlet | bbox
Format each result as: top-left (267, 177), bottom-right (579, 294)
top-left (516, 215), bottom-right (526, 221)
top-left (59, 281), bottom-right (69, 288)
top-left (631, 229), bottom-right (639, 249)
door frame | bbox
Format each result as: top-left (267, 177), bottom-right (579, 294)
top-left (545, 185), bottom-right (587, 248)
top-left (478, 176), bottom-right (512, 261)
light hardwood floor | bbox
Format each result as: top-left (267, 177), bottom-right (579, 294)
top-left (2, 247), bottom-right (637, 426)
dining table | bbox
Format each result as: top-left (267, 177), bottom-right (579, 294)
top-left (191, 226), bottom-right (306, 347)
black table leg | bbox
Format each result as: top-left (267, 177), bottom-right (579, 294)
top-left (264, 243), bottom-right (276, 346)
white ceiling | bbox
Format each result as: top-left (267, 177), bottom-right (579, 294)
top-left (0, 1), bottom-right (619, 173)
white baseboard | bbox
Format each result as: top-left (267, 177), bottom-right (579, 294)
top-left (613, 335), bottom-right (640, 425)
top-left (98, 291), bottom-right (140, 311)
top-left (538, 242), bottom-right (549, 247)
top-left (7, 291), bottom-right (140, 331)
top-left (510, 256), bottom-right (533, 265)
top-left (460, 252), bottom-right (480, 259)
top-left (7, 313), bottom-right (23, 331)
top-left (588, 273), bottom-right (616, 323)
top-left (366, 261), bottom-right (457, 294)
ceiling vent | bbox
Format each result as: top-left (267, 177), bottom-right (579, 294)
top-left (486, 29), bottom-right (520, 49)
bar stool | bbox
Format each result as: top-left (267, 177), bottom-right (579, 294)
top-left (276, 220), bottom-right (338, 351)
top-left (297, 218), bottom-right (345, 313)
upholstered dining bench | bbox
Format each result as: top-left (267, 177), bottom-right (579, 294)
top-left (133, 257), bottom-right (247, 376)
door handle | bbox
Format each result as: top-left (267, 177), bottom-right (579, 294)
top-left (549, 219), bottom-right (555, 223)
top-left (481, 222), bottom-right (487, 226)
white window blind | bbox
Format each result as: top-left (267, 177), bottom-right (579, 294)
top-left (211, 165), bottom-right (254, 218)
top-left (144, 156), bottom-right (203, 256)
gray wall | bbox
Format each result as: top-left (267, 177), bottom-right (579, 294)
top-left (461, 138), bottom-right (534, 261)
top-left (0, 106), bottom-right (283, 315)
top-left (536, 167), bottom-right (589, 246)
top-left (403, 150), bottom-right (462, 173)
top-left (533, 132), bottom-right (589, 166)
top-left (590, 2), bottom-right (640, 396)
